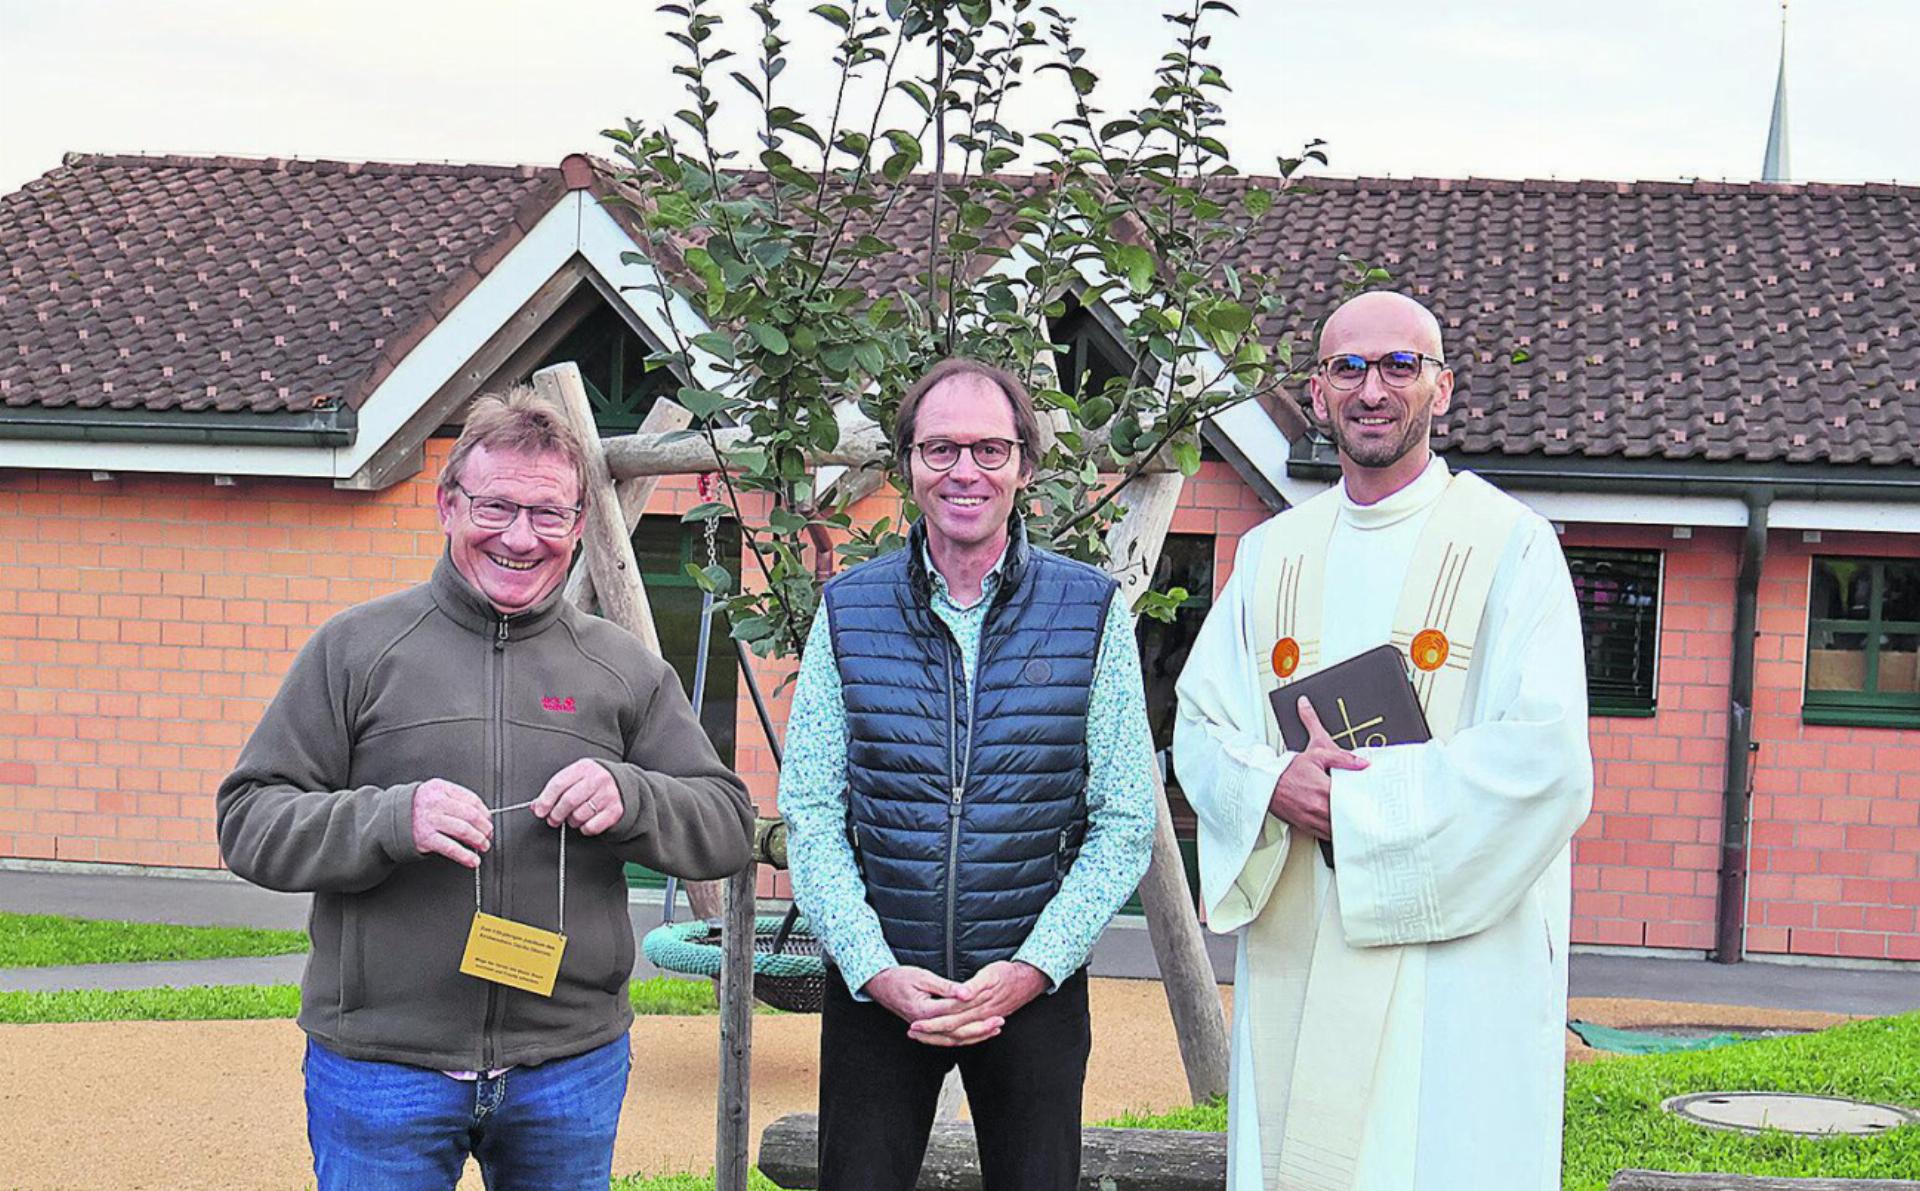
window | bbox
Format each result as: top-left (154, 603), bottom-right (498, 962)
top-left (1566, 548), bottom-right (1661, 716)
top-left (536, 304), bottom-right (679, 433)
top-left (1048, 299), bottom-right (1135, 401)
top-left (1805, 556), bottom-right (1920, 727)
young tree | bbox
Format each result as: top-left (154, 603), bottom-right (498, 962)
top-left (606, 0), bottom-right (1324, 650)
top-left (600, 0), bottom-right (1327, 1115)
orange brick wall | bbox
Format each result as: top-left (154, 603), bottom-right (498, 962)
top-left (1563, 524), bottom-right (1732, 953)
top-left (5, 452), bottom-right (1918, 963)
top-left (1745, 532), bottom-right (1920, 962)
top-left (0, 441), bottom-right (712, 869)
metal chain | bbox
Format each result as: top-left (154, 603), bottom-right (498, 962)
top-left (472, 800), bottom-right (566, 936)
top-left (699, 472), bottom-right (721, 572)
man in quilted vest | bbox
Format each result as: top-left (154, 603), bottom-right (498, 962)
top-left (779, 357), bottom-right (1157, 1190)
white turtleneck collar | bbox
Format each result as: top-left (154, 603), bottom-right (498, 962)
top-left (1338, 455), bottom-right (1451, 531)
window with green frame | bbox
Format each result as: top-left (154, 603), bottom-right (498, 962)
top-left (536, 304), bottom-right (679, 433)
top-left (1565, 547), bottom-right (1661, 716)
top-left (1805, 556), bottom-right (1920, 727)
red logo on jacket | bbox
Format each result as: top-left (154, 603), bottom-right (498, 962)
top-left (541, 696), bottom-right (577, 713)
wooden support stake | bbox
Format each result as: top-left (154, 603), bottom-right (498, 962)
top-left (554, 394), bottom-right (727, 917)
top-left (716, 864), bottom-right (759, 1191)
top-left (605, 405), bottom-right (890, 481)
top-left (564, 398), bottom-right (694, 611)
top-left (534, 363), bottom-right (660, 654)
top-left (1101, 462), bottom-right (1230, 1104)
top-left (536, 362), bottom-right (757, 1187)
top-left (603, 407), bottom-right (1171, 484)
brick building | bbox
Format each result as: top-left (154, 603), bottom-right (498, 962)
top-left (3, 153), bottom-right (1917, 965)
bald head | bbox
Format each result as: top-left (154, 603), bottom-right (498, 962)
top-left (1317, 291), bottom-right (1445, 362)
top-left (1308, 290), bottom-right (1455, 503)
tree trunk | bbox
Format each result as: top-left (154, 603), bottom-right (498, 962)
top-left (715, 865), bottom-right (759, 1191)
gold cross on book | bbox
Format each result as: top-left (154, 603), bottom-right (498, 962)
top-left (1329, 696), bottom-right (1388, 749)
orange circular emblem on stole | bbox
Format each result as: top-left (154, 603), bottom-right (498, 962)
top-left (1411, 628), bottom-right (1450, 672)
top-left (1271, 637), bottom-right (1301, 678)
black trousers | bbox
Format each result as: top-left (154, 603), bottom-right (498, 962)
top-left (816, 965), bottom-right (1092, 1191)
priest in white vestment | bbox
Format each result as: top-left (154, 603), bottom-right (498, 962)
top-left (1174, 292), bottom-right (1594, 1190)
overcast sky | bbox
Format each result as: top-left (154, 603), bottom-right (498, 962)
top-left (1, 0), bottom-right (1913, 196)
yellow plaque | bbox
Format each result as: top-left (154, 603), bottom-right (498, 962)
top-left (459, 912), bottom-right (567, 997)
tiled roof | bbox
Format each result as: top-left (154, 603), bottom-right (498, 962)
top-left (0, 154), bottom-right (564, 417)
top-left (5, 157), bottom-right (1917, 470)
top-left (1229, 176), bottom-right (1920, 468)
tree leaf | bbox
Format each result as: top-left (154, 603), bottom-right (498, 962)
top-left (747, 322), bottom-right (791, 355)
top-left (768, 507), bottom-right (810, 534)
top-left (1107, 243), bottom-right (1155, 295)
top-left (680, 501), bottom-right (731, 523)
top-left (676, 386), bottom-right (737, 420)
top-left (690, 331), bottom-right (737, 362)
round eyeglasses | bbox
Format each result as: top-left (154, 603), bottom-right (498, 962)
top-left (454, 484), bottom-right (582, 539)
top-left (912, 437), bottom-right (1019, 472)
top-left (1318, 351), bottom-right (1447, 392)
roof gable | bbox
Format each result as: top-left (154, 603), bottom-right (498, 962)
top-left (0, 154), bottom-right (564, 420)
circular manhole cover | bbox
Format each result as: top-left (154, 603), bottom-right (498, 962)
top-left (1664, 1092), bottom-right (1920, 1136)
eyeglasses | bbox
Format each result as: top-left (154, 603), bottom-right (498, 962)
top-left (912, 437), bottom-right (1019, 473)
top-left (1318, 351), bottom-right (1447, 392)
top-left (454, 484), bottom-right (582, 539)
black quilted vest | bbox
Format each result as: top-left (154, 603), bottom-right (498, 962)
top-left (822, 518), bottom-right (1117, 979)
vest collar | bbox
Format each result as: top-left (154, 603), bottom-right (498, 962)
top-left (906, 515), bottom-right (1031, 607)
top-left (428, 551), bottom-right (570, 638)
top-left (1338, 455), bottom-right (1450, 531)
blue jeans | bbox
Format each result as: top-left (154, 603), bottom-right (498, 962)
top-left (303, 1035), bottom-right (631, 1191)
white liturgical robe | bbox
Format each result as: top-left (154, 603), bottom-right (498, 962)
top-left (1174, 458), bottom-right (1594, 1190)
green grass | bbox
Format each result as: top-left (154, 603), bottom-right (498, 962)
top-left (1102, 1012), bottom-right (1920, 1190)
top-left (611, 1171), bottom-right (779, 1191)
top-left (1101, 1096), bottom-right (1226, 1131)
top-left (0, 975), bottom-right (739, 1025)
top-left (0, 983), bottom-right (302, 1023)
top-left (1560, 1012), bottom-right (1920, 1190)
top-left (0, 911), bottom-right (309, 968)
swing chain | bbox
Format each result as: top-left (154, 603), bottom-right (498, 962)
top-left (698, 472), bottom-right (721, 573)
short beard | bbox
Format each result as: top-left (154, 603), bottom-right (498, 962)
top-left (1328, 409), bottom-right (1430, 470)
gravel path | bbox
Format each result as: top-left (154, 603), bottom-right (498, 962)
top-left (0, 980), bottom-right (1859, 1191)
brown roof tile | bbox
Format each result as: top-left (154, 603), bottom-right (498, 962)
top-left (1227, 175), bottom-right (1920, 468)
top-left (0, 153), bottom-right (563, 417)
top-left (7, 157), bottom-right (1917, 471)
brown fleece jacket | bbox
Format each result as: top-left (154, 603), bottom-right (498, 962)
top-left (217, 555), bottom-right (753, 1070)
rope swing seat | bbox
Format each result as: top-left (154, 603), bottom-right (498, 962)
top-left (642, 900), bottom-right (828, 1014)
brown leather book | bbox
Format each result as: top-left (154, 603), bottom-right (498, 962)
top-left (1267, 643), bottom-right (1432, 868)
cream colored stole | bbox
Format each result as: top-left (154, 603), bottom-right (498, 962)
top-left (1237, 471), bottom-right (1522, 1190)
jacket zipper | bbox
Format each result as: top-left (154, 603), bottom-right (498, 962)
top-left (943, 632), bottom-right (961, 980)
top-left (482, 615), bottom-right (508, 1068)
top-left (942, 616), bottom-right (984, 981)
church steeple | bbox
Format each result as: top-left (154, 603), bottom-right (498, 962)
top-left (1761, 0), bottom-right (1791, 182)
